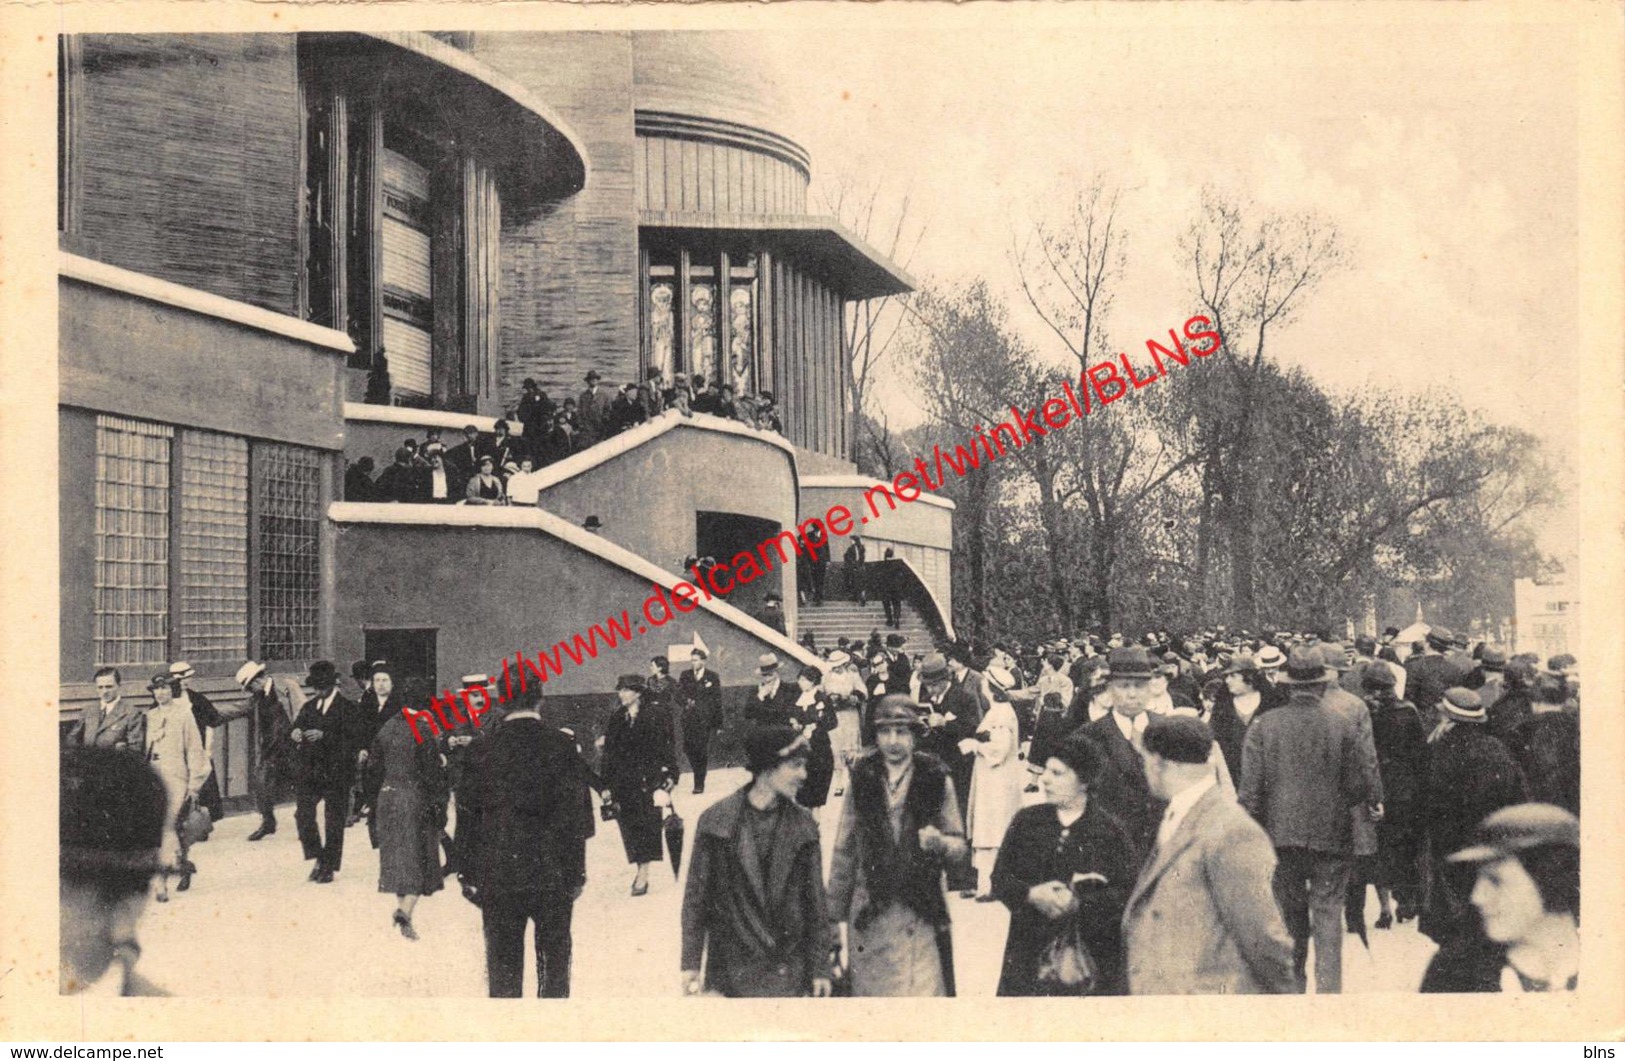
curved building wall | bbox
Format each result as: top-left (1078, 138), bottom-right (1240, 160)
top-left (629, 32), bottom-right (804, 149)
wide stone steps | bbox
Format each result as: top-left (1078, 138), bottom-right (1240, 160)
top-left (795, 599), bottom-right (936, 652)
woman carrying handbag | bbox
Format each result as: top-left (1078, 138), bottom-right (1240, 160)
top-left (990, 731), bottom-right (1139, 996)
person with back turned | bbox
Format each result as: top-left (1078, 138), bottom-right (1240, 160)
top-left (1238, 646), bottom-right (1375, 993)
top-left (59, 747), bottom-right (171, 996)
top-left (458, 686), bottom-right (594, 997)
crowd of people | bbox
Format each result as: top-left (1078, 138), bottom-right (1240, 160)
top-left (61, 623), bottom-right (1580, 999)
top-left (343, 370), bottom-right (785, 508)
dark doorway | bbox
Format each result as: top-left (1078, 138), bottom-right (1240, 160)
top-left (695, 511), bottom-right (784, 610)
top-left (364, 627), bottom-right (437, 696)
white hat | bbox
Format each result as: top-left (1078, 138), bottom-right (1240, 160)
top-left (460, 674), bottom-right (491, 687)
top-left (169, 661), bottom-right (195, 680)
top-left (234, 661), bottom-right (266, 687)
top-left (1254, 646), bottom-right (1286, 670)
top-left (828, 650), bottom-right (852, 668)
top-left (987, 665), bottom-right (1016, 691)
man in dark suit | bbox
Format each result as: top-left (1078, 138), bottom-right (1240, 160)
top-left (883, 633), bottom-right (912, 695)
top-left (917, 652), bottom-right (982, 893)
top-left (457, 687), bottom-right (594, 998)
top-left (66, 667), bottom-right (146, 753)
top-left (234, 661), bottom-right (301, 841)
top-left (1238, 647), bottom-right (1376, 994)
top-left (374, 447), bottom-right (427, 503)
top-left (577, 370), bottom-right (608, 447)
top-left (290, 660), bottom-right (364, 882)
top-left (1081, 646), bottom-right (1166, 853)
top-left (1405, 627), bottom-right (1464, 714)
top-left (444, 424), bottom-right (485, 493)
top-left (745, 654), bottom-right (800, 727)
top-left (677, 647), bottom-right (724, 794)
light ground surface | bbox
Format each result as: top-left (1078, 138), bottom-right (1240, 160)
top-left (139, 766), bottom-right (1438, 998)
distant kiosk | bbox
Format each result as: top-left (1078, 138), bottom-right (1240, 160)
top-left (1514, 577), bottom-right (1576, 659)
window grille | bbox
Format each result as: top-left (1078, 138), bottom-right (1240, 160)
top-left (254, 443), bottom-right (322, 661)
top-left (94, 415), bottom-right (171, 667)
top-left (178, 430), bottom-right (248, 661)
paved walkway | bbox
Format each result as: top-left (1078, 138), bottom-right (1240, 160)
top-left (137, 767), bottom-right (1438, 997)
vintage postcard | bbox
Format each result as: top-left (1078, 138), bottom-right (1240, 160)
top-left (1, 0), bottom-right (1621, 1043)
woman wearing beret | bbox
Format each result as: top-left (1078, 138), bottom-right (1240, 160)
top-left (990, 732), bottom-right (1139, 996)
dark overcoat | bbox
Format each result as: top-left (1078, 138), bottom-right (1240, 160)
top-left (680, 787), bottom-right (830, 997)
top-left (991, 801), bottom-right (1138, 996)
top-left (1080, 714), bottom-right (1166, 852)
top-left (291, 692), bottom-right (364, 792)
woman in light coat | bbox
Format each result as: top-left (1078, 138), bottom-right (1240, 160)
top-left (966, 667), bottom-right (1026, 900)
top-left (143, 672), bottom-right (208, 902)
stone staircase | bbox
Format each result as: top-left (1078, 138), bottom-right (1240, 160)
top-left (795, 598), bottom-right (938, 655)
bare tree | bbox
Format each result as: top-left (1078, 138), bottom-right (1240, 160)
top-left (1180, 187), bottom-right (1345, 624)
top-left (818, 171), bottom-right (925, 476)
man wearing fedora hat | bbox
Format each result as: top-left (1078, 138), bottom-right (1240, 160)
top-left (1079, 646), bottom-right (1167, 852)
top-left (916, 652), bottom-right (981, 894)
top-left (290, 660), bottom-right (365, 883)
top-left (1418, 687), bottom-right (1529, 944)
top-left (233, 661), bottom-right (304, 841)
top-left (1238, 646), bottom-right (1377, 993)
top-left (1406, 627), bottom-right (1463, 715)
top-left (745, 653), bottom-right (800, 728)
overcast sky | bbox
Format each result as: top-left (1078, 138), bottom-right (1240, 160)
top-left (741, 15), bottom-right (1579, 550)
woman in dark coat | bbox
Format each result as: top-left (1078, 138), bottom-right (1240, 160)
top-left (369, 690), bottom-right (447, 941)
top-left (1207, 658), bottom-right (1280, 783)
top-left (992, 732), bottom-right (1140, 996)
top-left (791, 665), bottom-right (839, 810)
top-left (1360, 663), bottom-right (1428, 926)
top-left (599, 674), bottom-right (679, 896)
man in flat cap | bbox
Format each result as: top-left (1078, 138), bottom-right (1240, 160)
top-left (1238, 647), bottom-right (1377, 993)
top-left (1418, 687), bottom-right (1529, 944)
top-left (234, 661), bottom-right (303, 841)
top-left (680, 725), bottom-right (832, 997)
top-left (290, 660), bottom-right (365, 883)
top-left (829, 696), bottom-right (968, 996)
top-left (1123, 716), bottom-right (1296, 995)
top-left (599, 673), bottom-right (678, 897)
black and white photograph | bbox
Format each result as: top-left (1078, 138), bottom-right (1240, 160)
top-left (4, 0), bottom-right (1622, 1044)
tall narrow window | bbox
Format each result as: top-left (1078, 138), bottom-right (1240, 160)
top-left (94, 416), bottom-right (172, 667)
top-left (253, 443), bottom-right (322, 661)
top-left (178, 431), bottom-right (249, 662)
top-left (727, 257), bottom-right (758, 395)
top-left (688, 265), bottom-right (717, 383)
top-left (648, 263), bottom-right (677, 382)
top-left (303, 91), bottom-right (338, 328)
top-left (380, 142), bottom-right (435, 402)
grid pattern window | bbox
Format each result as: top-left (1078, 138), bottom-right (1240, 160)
top-left (94, 416), bottom-right (172, 667)
top-left (178, 430), bottom-right (249, 662)
top-left (254, 443), bottom-right (323, 661)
